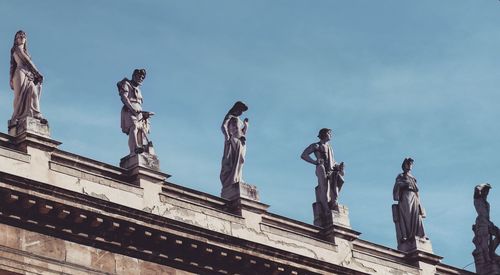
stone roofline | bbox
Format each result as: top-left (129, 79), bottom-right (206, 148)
top-left (0, 128), bottom-right (475, 274)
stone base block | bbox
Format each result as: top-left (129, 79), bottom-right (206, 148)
top-left (8, 117), bottom-right (50, 138)
top-left (221, 182), bottom-right (259, 201)
top-left (398, 236), bottom-right (433, 253)
top-left (313, 203), bottom-right (351, 228)
top-left (120, 153), bottom-right (160, 171)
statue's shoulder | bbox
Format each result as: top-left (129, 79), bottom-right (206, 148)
top-left (224, 114), bottom-right (235, 120)
top-left (117, 78), bottom-right (131, 92)
top-left (307, 142), bottom-right (320, 151)
top-left (11, 47), bottom-right (24, 60)
top-left (12, 46), bottom-right (23, 55)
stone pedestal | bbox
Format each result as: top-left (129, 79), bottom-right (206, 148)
top-left (7, 117), bottom-right (60, 154)
top-left (398, 236), bottom-right (433, 253)
top-left (120, 153), bottom-right (160, 171)
top-left (8, 117), bottom-right (50, 138)
top-left (313, 203), bottom-right (351, 228)
top-left (221, 182), bottom-right (259, 201)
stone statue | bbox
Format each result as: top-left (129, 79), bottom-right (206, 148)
top-left (392, 158), bottom-right (428, 251)
top-left (301, 128), bottom-right (345, 220)
top-left (220, 101), bottom-right (248, 188)
top-left (117, 69), bottom-right (155, 155)
top-left (9, 30), bottom-right (46, 127)
top-left (472, 183), bottom-right (500, 274)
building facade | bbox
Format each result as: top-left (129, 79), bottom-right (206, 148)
top-left (0, 120), bottom-right (475, 275)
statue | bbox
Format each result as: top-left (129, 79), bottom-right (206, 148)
top-left (117, 69), bottom-right (155, 155)
top-left (392, 158), bottom-right (428, 251)
top-left (9, 30), bottom-right (46, 127)
top-left (472, 183), bottom-right (500, 274)
top-left (220, 101), bottom-right (248, 188)
top-left (301, 128), bottom-right (345, 221)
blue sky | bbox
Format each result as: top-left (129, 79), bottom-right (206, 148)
top-left (2, 0), bottom-right (500, 270)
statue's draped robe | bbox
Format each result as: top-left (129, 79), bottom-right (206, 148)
top-left (11, 49), bottom-right (42, 123)
top-left (220, 114), bottom-right (246, 187)
top-left (118, 78), bottom-right (149, 153)
top-left (393, 173), bottom-right (425, 241)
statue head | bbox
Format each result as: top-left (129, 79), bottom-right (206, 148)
top-left (401, 157), bottom-right (414, 173)
top-left (10, 30), bottom-right (29, 84)
top-left (228, 101), bottom-right (248, 116)
top-left (474, 183), bottom-right (491, 199)
top-left (14, 30), bottom-right (27, 47)
top-left (132, 69), bottom-right (146, 86)
top-left (317, 128), bottom-right (332, 141)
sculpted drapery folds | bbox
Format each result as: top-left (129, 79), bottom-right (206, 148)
top-left (118, 69), bottom-right (154, 155)
top-left (9, 30), bottom-right (45, 126)
top-left (392, 158), bottom-right (427, 246)
top-left (301, 128), bottom-right (345, 216)
top-left (220, 101), bottom-right (248, 188)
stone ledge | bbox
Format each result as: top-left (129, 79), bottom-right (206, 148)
top-left (260, 223), bottom-right (337, 251)
top-left (351, 249), bottom-right (420, 274)
top-left (406, 249), bottom-right (443, 266)
top-left (262, 213), bottom-right (321, 237)
top-left (225, 197), bottom-right (269, 216)
top-left (0, 146), bottom-right (30, 163)
top-left (159, 192), bottom-right (244, 223)
top-left (52, 149), bottom-right (127, 178)
top-left (11, 132), bottom-right (61, 153)
top-left (162, 183), bottom-right (227, 209)
top-left (321, 223), bottom-right (361, 243)
top-left (49, 161), bottom-right (143, 196)
top-left (398, 237), bottom-right (433, 254)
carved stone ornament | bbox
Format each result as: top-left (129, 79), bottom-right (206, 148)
top-left (220, 101), bottom-right (249, 188)
top-left (472, 183), bottom-right (500, 274)
top-left (392, 158), bottom-right (431, 252)
top-left (117, 69), bottom-right (156, 157)
top-left (301, 128), bottom-right (346, 227)
top-left (8, 30), bottom-right (48, 133)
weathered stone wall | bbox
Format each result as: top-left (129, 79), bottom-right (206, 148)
top-left (0, 223), bottom-right (193, 275)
